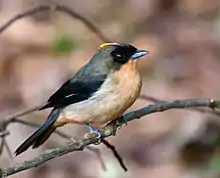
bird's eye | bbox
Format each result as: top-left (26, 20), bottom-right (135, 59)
top-left (116, 54), bottom-right (123, 60)
top-left (112, 52), bottom-right (128, 63)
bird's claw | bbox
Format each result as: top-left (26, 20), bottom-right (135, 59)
top-left (87, 124), bottom-right (103, 144)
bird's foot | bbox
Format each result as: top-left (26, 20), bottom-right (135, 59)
top-left (87, 124), bottom-right (103, 144)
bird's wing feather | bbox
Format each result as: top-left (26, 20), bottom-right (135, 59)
top-left (40, 74), bottom-right (107, 110)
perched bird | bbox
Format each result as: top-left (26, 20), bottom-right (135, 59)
top-left (15, 43), bottom-right (149, 156)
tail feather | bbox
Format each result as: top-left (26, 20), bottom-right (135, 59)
top-left (15, 109), bottom-right (60, 156)
top-left (32, 127), bottom-right (56, 149)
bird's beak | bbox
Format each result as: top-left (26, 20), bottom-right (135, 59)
top-left (131, 50), bottom-right (149, 60)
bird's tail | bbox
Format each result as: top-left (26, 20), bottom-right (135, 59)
top-left (14, 109), bottom-right (60, 156)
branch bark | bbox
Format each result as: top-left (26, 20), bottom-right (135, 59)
top-left (2, 98), bottom-right (220, 177)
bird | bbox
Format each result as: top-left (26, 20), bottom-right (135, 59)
top-left (14, 43), bottom-right (149, 156)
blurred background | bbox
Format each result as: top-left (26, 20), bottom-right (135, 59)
top-left (0, 0), bottom-right (220, 177)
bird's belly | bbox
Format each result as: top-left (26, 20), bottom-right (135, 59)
top-left (61, 90), bottom-right (139, 126)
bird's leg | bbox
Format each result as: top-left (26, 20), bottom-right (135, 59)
top-left (87, 124), bottom-right (103, 144)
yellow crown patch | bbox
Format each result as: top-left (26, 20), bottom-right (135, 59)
top-left (99, 43), bottom-right (119, 49)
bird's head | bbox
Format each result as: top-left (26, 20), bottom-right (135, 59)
top-left (89, 43), bottom-right (149, 72)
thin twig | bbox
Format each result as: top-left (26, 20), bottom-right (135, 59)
top-left (3, 105), bottom-right (44, 121)
top-left (2, 98), bottom-right (220, 176)
top-left (103, 139), bottom-right (127, 172)
top-left (0, 4), bottom-right (112, 42)
top-left (0, 131), bottom-right (10, 138)
top-left (3, 138), bottom-right (13, 160)
top-left (139, 95), bottom-right (161, 103)
top-left (0, 139), bottom-right (4, 157)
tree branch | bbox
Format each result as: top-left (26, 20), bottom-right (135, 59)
top-left (120, 98), bottom-right (220, 123)
top-left (139, 95), bottom-right (220, 117)
top-left (0, 4), bottom-right (112, 42)
top-left (2, 98), bottom-right (220, 177)
top-left (1, 114), bottom-right (124, 172)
